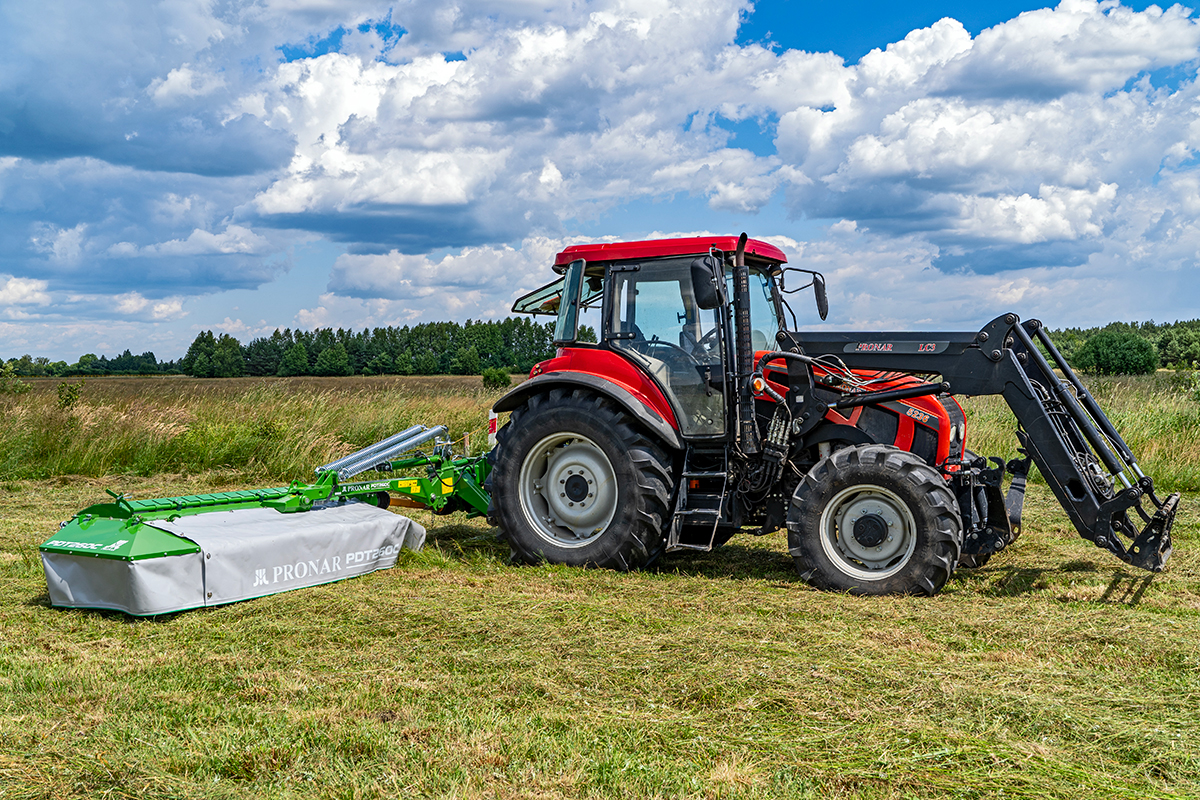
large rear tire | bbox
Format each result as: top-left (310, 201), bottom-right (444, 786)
top-left (488, 389), bottom-right (673, 570)
top-left (787, 444), bottom-right (962, 595)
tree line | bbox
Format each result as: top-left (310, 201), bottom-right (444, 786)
top-left (1044, 319), bottom-right (1200, 375)
top-left (3, 317), bottom-right (1196, 381)
top-left (178, 318), bottom-right (597, 378)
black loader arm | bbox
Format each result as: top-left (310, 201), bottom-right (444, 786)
top-left (775, 313), bottom-right (1180, 572)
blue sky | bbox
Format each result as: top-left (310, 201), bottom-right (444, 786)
top-left (1, 1), bottom-right (1198, 362)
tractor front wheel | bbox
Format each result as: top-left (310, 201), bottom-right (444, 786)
top-left (488, 390), bottom-right (672, 571)
top-left (787, 444), bottom-right (962, 595)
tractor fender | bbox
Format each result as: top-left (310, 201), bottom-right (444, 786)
top-left (492, 372), bottom-right (684, 451)
top-left (801, 423), bottom-right (875, 450)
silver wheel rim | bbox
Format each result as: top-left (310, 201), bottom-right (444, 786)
top-left (518, 432), bottom-right (618, 548)
top-left (819, 484), bottom-right (918, 580)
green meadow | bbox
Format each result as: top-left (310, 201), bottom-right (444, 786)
top-left (1, 374), bottom-right (1198, 799)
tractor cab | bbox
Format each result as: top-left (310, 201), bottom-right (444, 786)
top-left (513, 236), bottom-right (790, 440)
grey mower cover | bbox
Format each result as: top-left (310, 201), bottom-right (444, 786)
top-left (41, 502), bottom-right (426, 616)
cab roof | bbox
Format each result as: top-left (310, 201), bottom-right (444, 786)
top-left (553, 236), bottom-right (788, 268)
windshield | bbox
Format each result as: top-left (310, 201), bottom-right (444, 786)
top-left (726, 268), bottom-right (779, 352)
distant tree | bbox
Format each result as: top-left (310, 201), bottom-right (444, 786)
top-left (277, 342), bottom-right (309, 377)
top-left (245, 329), bottom-right (291, 376)
top-left (482, 367), bottom-right (511, 391)
top-left (1075, 330), bottom-right (1158, 375)
top-left (413, 350), bottom-right (440, 375)
top-left (313, 343), bottom-right (352, 376)
top-left (11, 355), bottom-right (41, 376)
top-left (450, 345), bottom-right (480, 375)
top-left (181, 332), bottom-right (217, 377)
top-left (74, 353), bottom-right (100, 374)
top-left (365, 352), bottom-right (393, 375)
top-left (393, 350), bottom-right (414, 375)
top-left (1159, 327), bottom-right (1200, 368)
top-left (192, 353), bottom-right (213, 378)
top-left (211, 335), bottom-right (245, 378)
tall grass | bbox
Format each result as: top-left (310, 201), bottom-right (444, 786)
top-left (0, 376), bottom-right (498, 482)
top-left (3, 372), bottom-right (1197, 492)
top-left (959, 372), bottom-right (1200, 493)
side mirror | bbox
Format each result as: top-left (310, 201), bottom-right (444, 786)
top-left (813, 273), bottom-right (829, 321)
top-left (691, 256), bottom-right (723, 310)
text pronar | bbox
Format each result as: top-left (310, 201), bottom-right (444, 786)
top-left (251, 545), bottom-right (401, 587)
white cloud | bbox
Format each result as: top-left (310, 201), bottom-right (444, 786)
top-left (115, 292), bottom-right (149, 314)
top-left (0, 276), bottom-right (51, 306)
top-left (152, 298), bottom-right (187, 320)
top-left (148, 63), bottom-right (226, 104)
top-left (4, 0), bottom-right (1200, 358)
top-left (108, 225), bottom-right (272, 257)
top-left (327, 235), bottom-right (582, 311)
top-left (30, 223), bottom-right (89, 264)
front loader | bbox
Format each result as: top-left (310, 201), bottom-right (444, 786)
top-left (487, 233), bottom-right (1179, 595)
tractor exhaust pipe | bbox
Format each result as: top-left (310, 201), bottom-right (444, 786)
top-left (733, 232), bottom-right (759, 454)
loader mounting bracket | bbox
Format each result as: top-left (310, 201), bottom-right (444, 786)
top-left (1096, 491), bottom-right (1179, 573)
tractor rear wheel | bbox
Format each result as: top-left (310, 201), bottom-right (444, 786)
top-left (787, 444), bottom-right (962, 595)
top-left (488, 389), bottom-right (672, 571)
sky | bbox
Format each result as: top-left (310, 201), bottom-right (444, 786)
top-left (1, 0), bottom-right (1198, 362)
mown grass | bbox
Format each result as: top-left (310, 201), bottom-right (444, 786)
top-left (1, 374), bottom-right (1199, 798)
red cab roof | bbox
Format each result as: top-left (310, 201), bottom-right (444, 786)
top-left (554, 236), bottom-right (788, 267)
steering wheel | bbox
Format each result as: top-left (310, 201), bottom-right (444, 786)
top-left (679, 327), bottom-right (719, 356)
top-left (693, 327), bottom-right (719, 356)
top-left (639, 336), bottom-right (700, 368)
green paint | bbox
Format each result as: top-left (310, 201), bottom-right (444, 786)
top-left (40, 449), bottom-right (493, 560)
top-left (40, 517), bottom-right (200, 562)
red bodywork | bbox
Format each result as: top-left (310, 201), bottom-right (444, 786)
top-left (555, 236), bottom-right (788, 268)
top-left (760, 361), bottom-right (966, 466)
top-left (538, 349), bottom-right (966, 468)
top-left (534, 347), bottom-right (680, 429)
top-left (536, 237), bottom-right (964, 469)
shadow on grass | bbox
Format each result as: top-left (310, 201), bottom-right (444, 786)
top-left (25, 591), bottom-right (190, 621)
top-left (653, 542), bottom-right (796, 581)
top-left (953, 562), bottom-right (1155, 605)
top-left (423, 521), bottom-right (509, 562)
top-left (420, 521), bottom-right (799, 582)
top-left (1099, 572), bottom-right (1155, 605)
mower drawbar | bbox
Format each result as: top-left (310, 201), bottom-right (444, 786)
top-left (39, 425), bottom-right (491, 615)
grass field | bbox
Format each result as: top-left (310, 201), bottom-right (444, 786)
top-left (1, 375), bottom-right (1199, 799)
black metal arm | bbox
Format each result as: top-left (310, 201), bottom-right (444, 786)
top-left (776, 313), bottom-right (1179, 572)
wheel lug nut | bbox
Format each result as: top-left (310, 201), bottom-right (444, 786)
top-left (588, 492), bottom-right (593, 498)
top-left (569, 502), bottom-right (574, 507)
top-left (560, 493), bottom-right (565, 498)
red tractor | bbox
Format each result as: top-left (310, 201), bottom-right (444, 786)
top-left (486, 234), bottom-right (1178, 595)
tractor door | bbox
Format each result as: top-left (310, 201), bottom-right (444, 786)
top-left (606, 258), bottom-right (726, 438)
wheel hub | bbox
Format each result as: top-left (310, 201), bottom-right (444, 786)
top-left (517, 432), bottom-right (618, 547)
top-left (818, 486), bottom-right (919, 580)
top-left (564, 474), bottom-right (589, 502)
top-left (852, 513), bottom-right (888, 547)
